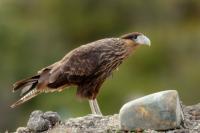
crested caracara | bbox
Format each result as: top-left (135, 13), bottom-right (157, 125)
top-left (11, 32), bottom-right (151, 115)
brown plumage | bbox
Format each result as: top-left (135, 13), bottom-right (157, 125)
top-left (11, 32), bottom-right (151, 108)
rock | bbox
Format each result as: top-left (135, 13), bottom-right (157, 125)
top-left (182, 103), bottom-right (200, 133)
top-left (48, 114), bottom-right (120, 133)
top-left (27, 110), bottom-right (61, 132)
top-left (27, 110), bottom-right (50, 132)
top-left (119, 90), bottom-right (184, 131)
top-left (43, 111), bottom-right (61, 126)
top-left (15, 102), bottom-right (200, 133)
top-left (16, 127), bottom-right (30, 133)
top-left (46, 103), bottom-right (199, 133)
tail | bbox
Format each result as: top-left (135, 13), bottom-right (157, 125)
top-left (11, 89), bottom-right (41, 108)
top-left (11, 75), bottom-right (42, 108)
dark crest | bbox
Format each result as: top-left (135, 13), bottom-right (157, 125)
top-left (120, 32), bottom-right (142, 39)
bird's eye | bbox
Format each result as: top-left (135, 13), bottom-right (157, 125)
top-left (132, 35), bottom-right (138, 40)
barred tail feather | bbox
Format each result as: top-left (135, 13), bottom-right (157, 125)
top-left (13, 75), bottom-right (40, 92)
top-left (10, 89), bottom-right (41, 108)
top-left (11, 75), bottom-right (41, 108)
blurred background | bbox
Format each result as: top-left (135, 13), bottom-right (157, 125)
top-left (0, 0), bottom-right (200, 131)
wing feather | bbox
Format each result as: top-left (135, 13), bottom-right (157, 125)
top-left (48, 44), bottom-right (100, 86)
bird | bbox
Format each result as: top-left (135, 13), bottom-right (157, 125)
top-left (11, 32), bottom-right (151, 115)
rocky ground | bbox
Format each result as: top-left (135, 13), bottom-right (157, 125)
top-left (16, 103), bottom-right (200, 133)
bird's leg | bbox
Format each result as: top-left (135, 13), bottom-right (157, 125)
top-left (89, 99), bottom-right (102, 115)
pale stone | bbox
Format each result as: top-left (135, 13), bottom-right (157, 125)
top-left (119, 90), bottom-right (184, 131)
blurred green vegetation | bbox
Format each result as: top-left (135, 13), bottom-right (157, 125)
top-left (0, 0), bottom-right (200, 131)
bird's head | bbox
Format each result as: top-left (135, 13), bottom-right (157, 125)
top-left (121, 32), bottom-right (151, 47)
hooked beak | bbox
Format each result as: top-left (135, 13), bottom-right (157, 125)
top-left (135, 35), bottom-right (151, 46)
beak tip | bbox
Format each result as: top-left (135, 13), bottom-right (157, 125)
top-left (147, 42), bottom-right (151, 47)
top-left (136, 35), bottom-right (151, 47)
